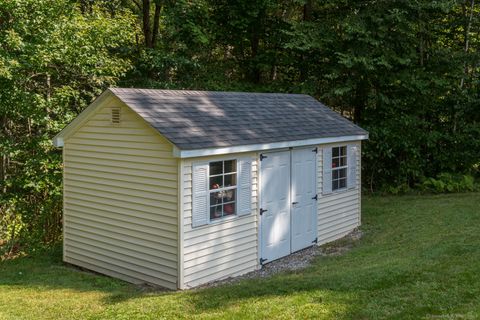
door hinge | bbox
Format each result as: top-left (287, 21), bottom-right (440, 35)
top-left (312, 147), bottom-right (318, 153)
top-left (312, 237), bottom-right (318, 244)
top-left (260, 258), bottom-right (268, 265)
top-left (260, 154), bottom-right (268, 161)
top-left (259, 208), bottom-right (268, 216)
top-left (312, 194), bottom-right (318, 201)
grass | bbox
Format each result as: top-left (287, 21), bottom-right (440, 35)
top-left (1, 193), bottom-right (480, 319)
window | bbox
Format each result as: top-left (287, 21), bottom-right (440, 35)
top-left (209, 160), bottom-right (237, 220)
top-left (332, 146), bottom-right (347, 191)
top-left (192, 157), bottom-right (251, 228)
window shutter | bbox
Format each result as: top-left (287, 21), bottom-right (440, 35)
top-left (237, 157), bottom-right (252, 216)
top-left (347, 144), bottom-right (358, 189)
top-left (192, 162), bottom-right (209, 227)
top-left (323, 147), bottom-right (333, 194)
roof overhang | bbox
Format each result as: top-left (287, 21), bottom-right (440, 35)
top-left (173, 134), bottom-right (368, 158)
top-left (52, 90), bottom-right (115, 147)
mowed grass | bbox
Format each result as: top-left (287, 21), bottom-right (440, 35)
top-left (1, 193), bottom-right (480, 319)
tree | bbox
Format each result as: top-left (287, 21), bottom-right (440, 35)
top-left (0, 0), bottom-right (136, 255)
top-left (285, 0), bottom-right (480, 189)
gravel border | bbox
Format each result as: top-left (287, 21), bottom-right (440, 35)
top-left (197, 228), bottom-right (363, 289)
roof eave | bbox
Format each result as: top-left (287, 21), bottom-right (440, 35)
top-left (53, 136), bottom-right (64, 148)
top-left (52, 89), bottom-right (115, 148)
top-left (173, 133), bottom-right (369, 158)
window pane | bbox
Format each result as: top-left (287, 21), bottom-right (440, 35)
top-left (224, 173), bottom-right (237, 187)
top-left (209, 175), bottom-right (223, 190)
top-left (332, 180), bottom-right (339, 191)
top-left (339, 178), bottom-right (347, 189)
top-left (210, 191), bottom-right (224, 206)
top-left (339, 168), bottom-right (347, 179)
top-left (333, 169), bottom-right (338, 180)
top-left (332, 147), bottom-right (339, 157)
top-left (224, 189), bottom-right (236, 202)
top-left (223, 202), bottom-right (235, 216)
top-left (224, 160), bottom-right (236, 173)
top-left (210, 161), bottom-right (223, 175)
top-left (210, 205), bottom-right (223, 220)
top-left (340, 146), bottom-right (346, 156)
top-left (339, 156), bottom-right (347, 167)
top-left (332, 157), bottom-right (340, 168)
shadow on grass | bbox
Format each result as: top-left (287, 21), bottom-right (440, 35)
top-left (1, 193), bottom-right (479, 319)
top-left (4, 239), bottom-right (477, 319)
top-left (1, 246), bottom-right (147, 298)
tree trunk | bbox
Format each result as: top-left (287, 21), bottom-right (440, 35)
top-left (303, 0), bottom-right (313, 21)
top-left (353, 79), bottom-right (367, 123)
top-left (455, 0), bottom-right (475, 133)
top-left (142, 0), bottom-right (152, 48)
top-left (460, 0), bottom-right (475, 89)
top-left (250, 27), bottom-right (261, 83)
top-left (140, 0), bottom-right (162, 48)
top-left (353, 102), bottom-right (364, 124)
top-left (151, 2), bottom-right (162, 48)
top-left (0, 115), bottom-right (7, 193)
top-left (299, 0), bottom-right (313, 82)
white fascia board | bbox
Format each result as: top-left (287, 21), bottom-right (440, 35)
top-left (53, 136), bottom-right (64, 148)
top-left (174, 134), bottom-right (368, 158)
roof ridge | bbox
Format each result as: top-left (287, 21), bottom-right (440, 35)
top-left (109, 87), bottom-right (310, 97)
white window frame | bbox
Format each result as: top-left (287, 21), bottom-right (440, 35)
top-left (207, 159), bottom-right (238, 223)
top-left (331, 145), bottom-right (348, 192)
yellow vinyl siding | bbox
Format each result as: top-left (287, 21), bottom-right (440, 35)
top-left (317, 141), bottom-right (361, 244)
top-left (63, 98), bottom-right (178, 289)
top-left (181, 153), bottom-right (258, 288)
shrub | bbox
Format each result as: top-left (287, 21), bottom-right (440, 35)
top-left (420, 173), bottom-right (478, 193)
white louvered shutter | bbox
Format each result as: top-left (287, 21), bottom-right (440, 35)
top-left (323, 147), bottom-right (333, 194)
top-left (347, 144), bottom-right (358, 189)
top-left (192, 162), bottom-right (209, 227)
top-left (237, 157), bottom-right (252, 216)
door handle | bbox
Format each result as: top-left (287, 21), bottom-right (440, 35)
top-left (292, 202), bottom-right (298, 205)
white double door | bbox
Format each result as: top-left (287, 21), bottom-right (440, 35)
top-left (260, 148), bottom-right (317, 264)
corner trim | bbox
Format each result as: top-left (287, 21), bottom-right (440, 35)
top-left (177, 159), bottom-right (185, 289)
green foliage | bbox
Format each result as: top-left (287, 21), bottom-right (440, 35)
top-left (123, 0), bottom-right (480, 191)
top-left (420, 173), bottom-right (479, 193)
top-left (0, 0), bottom-right (136, 255)
top-left (2, 0), bottom-right (480, 252)
top-left (284, 0), bottom-right (480, 190)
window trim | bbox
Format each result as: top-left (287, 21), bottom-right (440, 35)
top-left (207, 159), bottom-right (238, 223)
top-left (331, 145), bottom-right (348, 192)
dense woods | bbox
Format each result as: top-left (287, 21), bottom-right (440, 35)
top-left (1, 0), bottom-right (479, 254)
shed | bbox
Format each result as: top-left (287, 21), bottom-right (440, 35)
top-left (53, 88), bottom-right (368, 289)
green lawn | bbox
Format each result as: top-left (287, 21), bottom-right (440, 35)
top-left (1, 193), bottom-right (480, 319)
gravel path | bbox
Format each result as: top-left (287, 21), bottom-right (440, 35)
top-left (197, 228), bottom-right (363, 289)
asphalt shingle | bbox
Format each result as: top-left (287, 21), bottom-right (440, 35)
top-left (109, 88), bottom-right (367, 150)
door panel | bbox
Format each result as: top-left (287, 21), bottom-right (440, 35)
top-left (291, 148), bottom-right (317, 252)
top-left (260, 148), bottom-right (317, 263)
top-left (260, 151), bottom-right (291, 262)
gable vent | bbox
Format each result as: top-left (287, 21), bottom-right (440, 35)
top-left (111, 107), bottom-right (121, 124)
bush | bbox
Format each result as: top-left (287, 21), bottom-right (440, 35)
top-left (420, 173), bottom-right (478, 193)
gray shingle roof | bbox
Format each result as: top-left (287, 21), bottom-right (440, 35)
top-left (109, 88), bottom-right (367, 150)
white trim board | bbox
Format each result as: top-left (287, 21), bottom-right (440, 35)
top-left (173, 134), bottom-right (368, 158)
